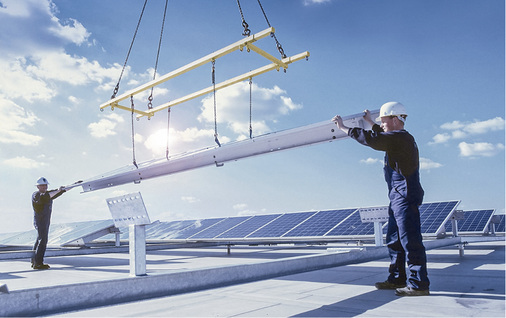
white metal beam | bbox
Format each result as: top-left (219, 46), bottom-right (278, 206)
top-left (75, 110), bottom-right (379, 193)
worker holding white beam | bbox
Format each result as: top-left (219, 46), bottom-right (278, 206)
top-left (333, 102), bottom-right (430, 297)
top-left (31, 177), bottom-right (70, 270)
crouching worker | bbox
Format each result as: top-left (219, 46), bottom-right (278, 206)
top-left (332, 102), bottom-right (430, 296)
top-left (31, 177), bottom-right (69, 270)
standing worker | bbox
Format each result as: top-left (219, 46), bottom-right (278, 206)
top-left (332, 102), bottom-right (430, 296)
top-left (31, 177), bottom-right (69, 270)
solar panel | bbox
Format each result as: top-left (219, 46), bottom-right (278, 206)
top-left (418, 201), bottom-right (460, 236)
top-left (94, 219), bottom-right (199, 241)
top-left (325, 209), bottom-right (377, 236)
top-left (55, 220), bottom-right (116, 246)
top-left (246, 212), bottom-right (316, 238)
top-left (444, 210), bottom-right (495, 234)
top-left (283, 209), bottom-right (356, 237)
top-left (216, 214), bottom-right (281, 238)
top-left (167, 218), bottom-right (226, 239)
top-left (189, 216), bottom-right (251, 239)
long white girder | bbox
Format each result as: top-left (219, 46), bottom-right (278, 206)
top-left (70, 110), bottom-right (379, 193)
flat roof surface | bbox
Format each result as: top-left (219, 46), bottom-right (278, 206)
top-left (1, 240), bottom-right (504, 317)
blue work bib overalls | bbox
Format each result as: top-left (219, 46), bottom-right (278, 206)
top-left (349, 124), bottom-right (430, 290)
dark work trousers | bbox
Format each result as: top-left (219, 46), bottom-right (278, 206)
top-left (385, 196), bottom-right (430, 290)
top-left (32, 210), bottom-right (52, 266)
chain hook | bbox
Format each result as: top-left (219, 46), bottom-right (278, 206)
top-left (236, 0), bottom-right (251, 37)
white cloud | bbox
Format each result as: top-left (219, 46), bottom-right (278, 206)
top-left (233, 203), bottom-right (259, 216)
top-left (279, 96), bottom-right (303, 115)
top-left (197, 82), bottom-right (302, 136)
top-left (88, 113), bottom-right (125, 138)
top-left (26, 51), bottom-right (122, 86)
top-left (3, 156), bottom-right (46, 169)
top-left (0, 0), bottom-right (82, 57)
top-left (432, 117), bottom-right (505, 144)
top-left (430, 133), bottom-right (451, 144)
top-left (0, 0), bottom-right (122, 102)
top-left (303, 0), bottom-right (332, 5)
top-left (451, 130), bottom-right (467, 139)
top-left (233, 203), bottom-right (248, 211)
top-left (465, 117), bottom-right (505, 134)
top-left (0, 59), bottom-right (56, 102)
top-left (440, 120), bottom-right (465, 130)
top-left (68, 95), bottom-right (79, 104)
top-left (0, 0), bottom-right (41, 17)
top-left (360, 157), bottom-right (380, 165)
top-left (48, 17), bottom-right (90, 46)
top-left (181, 196), bottom-right (200, 204)
top-left (0, 96), bottom-right (42, 145)
top-left (458, 142), bottom-right (505, 157)
top-left (419, 157), bottom-right (442, 170)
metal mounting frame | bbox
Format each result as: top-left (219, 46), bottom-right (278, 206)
top-left (100, 27), bottom-right (310, 119)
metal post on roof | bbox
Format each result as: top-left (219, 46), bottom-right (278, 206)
top-left (450, 210), bottom-right (464, 237)
top-left (490, 214), bottom-right (501, 235)
top-left (359, 207), bottom-right (389, 247)
top-left (115, 232), bottom-right (121, 247)
top-left (450, 210), bottom-right (465, 256)
top-left (129, 224), bottom-right (147, 276)
top-left (106, 192), bottom-right (151, 276)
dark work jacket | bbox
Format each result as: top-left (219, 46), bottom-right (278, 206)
top-left (32, 189), bottom-right (65, 226)
top-left (348, 124), bottom-right (424, 206)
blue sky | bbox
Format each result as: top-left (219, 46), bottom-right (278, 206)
top-left (0, 0), bottom-right (504, 234)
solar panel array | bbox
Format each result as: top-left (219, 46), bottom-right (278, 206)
top-left (0, 219), bottom-right (114, 247)
top-left (105, 201), bottom-right (460, 242)
top-left (1, 201), bottom-right (504, 248)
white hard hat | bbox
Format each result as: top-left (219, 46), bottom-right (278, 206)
top-left (376, 101), bottom-right (408, 122)
top-left (36, 177), bottom-right (49, 185)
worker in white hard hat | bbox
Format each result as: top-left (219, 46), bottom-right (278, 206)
top-left (31, 177), bottom-right (69, 270)
top-left (333, 102), bottom-right (430, 296)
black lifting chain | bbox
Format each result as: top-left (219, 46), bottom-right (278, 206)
top-left (236, 0), bottom-right (251, 37)
top-left (148, 0), bottom-right (169, 110)
top-left (130, 96), bottom-right (138, 169)
top-left (257, 0), bottom-right (287, 59)
top-left (111, 0), bottom-right (148, 99)
top-left (211, 60), bottom-right (221, 147)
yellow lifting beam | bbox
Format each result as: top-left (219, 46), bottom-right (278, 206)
top-left (100, 27), bottom-right (309, 119)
